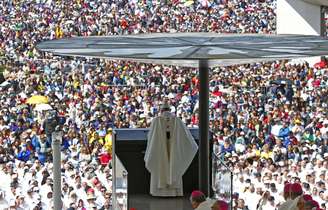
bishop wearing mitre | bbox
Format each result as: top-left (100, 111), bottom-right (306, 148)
top-left (144, 103), bottom-right (198, 197)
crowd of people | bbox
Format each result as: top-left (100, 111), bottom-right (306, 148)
top-left (211, 60), bottom-right (328, 210)
top-left (192, 182), bottom-right (325, 210)
top-left (0, 0), bottom-right (327, 210)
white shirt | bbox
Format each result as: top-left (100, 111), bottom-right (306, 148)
top-left (0, 199), bottom-right (8, 209)
top-left (243, 191), bottom-right (261, 210)
top-left (261, 202), bottom-right (276, 210)
top-left (0, 171), bottom-right (11, 190)
top-left (195, 199), bottom-right (215, 210)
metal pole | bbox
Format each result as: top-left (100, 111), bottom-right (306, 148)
top-left (231, 172), bottom-right (233, 210)
top-left (198, 59), bottom-right (210, 196)
top-left (321, 6), bottom-right (325, 36)
top-left (112, 130), bottom-right (117, 209)
top-left (52, 131), bottom-right (62, 210)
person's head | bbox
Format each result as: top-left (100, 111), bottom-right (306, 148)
top-left (256, 187), bottom-right (263, 195)
top-left (270, 183), bottom-right (277, 192)
top-left (302, 194), bottom-right (312, 202)
top-left (190, 190), bottom-right (206, 209)
top-left (268, 196), bottom-right (275, 206)
top-left (249, 184), bottom-right (255, 193)
top-left (237, 198), bottom-right (246, 208)
top-left (296, 195), bottom-right (306, 210)
top-left (211, 200), bottom-right (229, 210)
top-left (78, 199), bottom-right (84, 207)
top-left (283, 183), bottom-right (292, 200)
top-left (291, 183), bottom-right (303, 199)
top-left (16, 195), bottom-right (24, 205)
top-left (304, 199), bottom-right (319, 210)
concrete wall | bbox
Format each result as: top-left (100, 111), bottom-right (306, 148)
top-left (277, 0), bottom-right (322, 35)
top-left (277, 0), bottom-right (324, 65)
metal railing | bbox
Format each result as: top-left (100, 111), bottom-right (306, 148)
top-left (211, 151), bottom-right (233, 210)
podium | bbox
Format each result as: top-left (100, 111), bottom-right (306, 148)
top-left (114, 128), bottom-right (209, 195)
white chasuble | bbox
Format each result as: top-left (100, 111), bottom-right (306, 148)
top-left (144, 113), bottom-right (198, 197)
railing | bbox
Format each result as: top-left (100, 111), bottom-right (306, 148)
top-left (211, 151), bottom-right (233, 210)
top-left (112, 131), bottom-right (129, 210)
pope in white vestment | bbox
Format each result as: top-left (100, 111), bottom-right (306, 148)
top-left (144, 105), bottom-right (198, 197)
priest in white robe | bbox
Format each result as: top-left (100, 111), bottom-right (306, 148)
top-left (144, 103), bottom-right (198, 197)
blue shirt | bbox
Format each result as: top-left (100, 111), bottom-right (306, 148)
top-left (17, 150), bottom-right (31, 162)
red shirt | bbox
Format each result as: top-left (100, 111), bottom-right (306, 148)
top-left (99, 152), bottom-right (111, 165)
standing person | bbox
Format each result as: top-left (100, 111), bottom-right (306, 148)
top-left (144, 103), bottom-right (198, 197)
top-left (278, 183), bottom-right (293, 210)
top-left (278, 183), bottom-right (303, 210)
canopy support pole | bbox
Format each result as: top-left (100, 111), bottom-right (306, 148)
top-left (52, 131), bottom-right (63, 210)
top-left (198, 59), bottom-right (210, 196)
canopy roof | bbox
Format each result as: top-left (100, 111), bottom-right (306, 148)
top-left (37, 33), bottom-right (328, 67)
top-left (302, 0), bottom-right (328, 6)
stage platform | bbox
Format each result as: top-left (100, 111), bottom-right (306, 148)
top-left (129, 194), bottom-right (193, 210)
top-left (115, 128), bottom-right (206, 195)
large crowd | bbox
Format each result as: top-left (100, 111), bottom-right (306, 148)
top-left (0, 0), bottom-right (327, 210)
top-left (210, 59), bottom-right (328, 210)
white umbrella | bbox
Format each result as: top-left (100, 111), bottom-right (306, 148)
top-left (34, 103), bottom-right (53, 111)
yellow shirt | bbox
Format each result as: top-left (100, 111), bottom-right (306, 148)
top-left (260, 151), bottom-right (272, 159)
top-left (104, 133), bottom-right (112, 153)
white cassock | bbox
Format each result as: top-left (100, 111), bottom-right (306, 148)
top-left (144, 112), bottom-right (198, 197)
